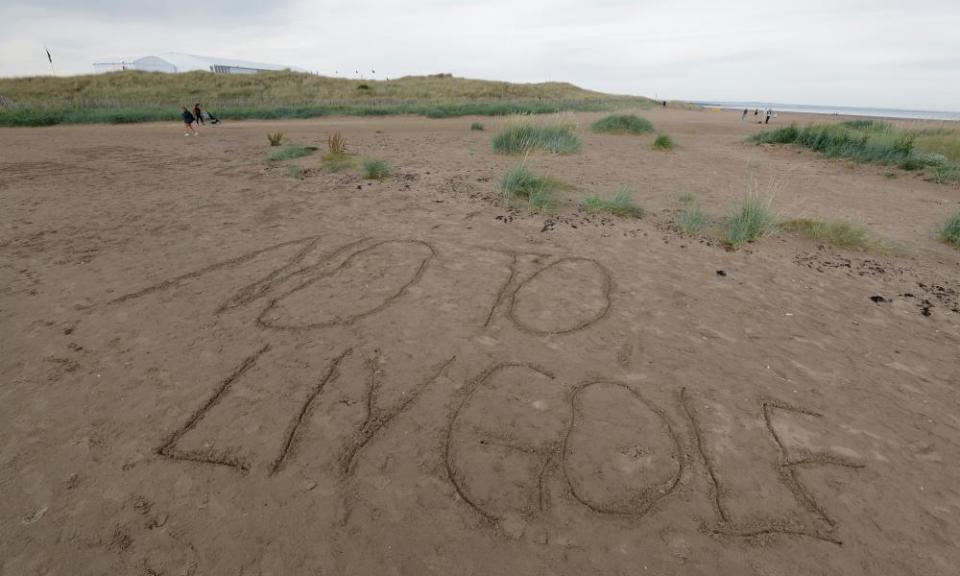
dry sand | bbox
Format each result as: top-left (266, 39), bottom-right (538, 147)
top-left (1, 108), bottom-right (959, 576)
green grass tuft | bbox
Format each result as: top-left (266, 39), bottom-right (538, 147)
top-left (580, 188), bottom-right (644, 217)
top-left (268, 145), bottom-right (317, 161)
top-left (782, 218), bottom-right (869, 247)
top-left (322, 152), bottom-right (357, 173)
top-left (725, 195), bottom-right (778, 248)
top-left (939, 211), bottom-right (960, 247)
top-left (751, 121), bottom-right (960, 184)
top-left (362, 158), bottom-right (394, 179)
top-left (492, 123), bottom-right (582, 154)
top-left (677, 205), bottom-right (708, 234)
top-left (470, 122), bottom-right (485, 131)
top-left (591, 114), bottom-right (654, 135)
top-left (498, 165), bottom-right (564, 211)
top-left (267, 132), bottom-right (283, 146)
top-left (284, 165), bottom-right (306, 180)
top-left (653, 134), bottom-right (674, 150)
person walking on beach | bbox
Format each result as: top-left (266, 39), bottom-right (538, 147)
top-left (193, 103), bottom-right (204, 126)
top-left (764, 108), bottom-right (772, 124)
top-left (741, 108), bottom-right (748, 121)
top-left (181, 106), bottom-right (197, 136)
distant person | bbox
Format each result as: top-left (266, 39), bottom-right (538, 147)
top-left (754, 109), bottom-right (759, 117)
top-left (764, 108), bottom-right (772, 124)
top-left (741, 108), bottom-right (748, 121)
top-left (181, 106), bottom-right (197, 136)
top-left (193, 103), bottom-right (204, 126)
top-left (662, 100), bottom-right (667, 108)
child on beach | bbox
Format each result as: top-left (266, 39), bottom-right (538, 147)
top-left (181, 106), bottom-right (197, 136)
top-left (193, 103), bottom-right (204, 126)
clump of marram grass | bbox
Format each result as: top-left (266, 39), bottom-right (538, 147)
top-left (939, 211), bottom-right (960, 248)
top-left (362, 158), bottom-right (394, 179)
top-left (580, 188), bottom-right (643, 217)
top-left (677, 205), bottom-right (708, 234)
top-left (328, 132), bottom-right (348, 155)
top-left (284, 165), bottom-right (305, 180)
top-left (725, 195), bottom-right (778, 248)
top-left (653, 134), bottom-right (674, 150)
top-left (268, 145), bottom-right (317, 161)
top-left (492, 122), bottom-right (581, 155)
top-left (782, 218), bottom-right (870, 248)
top-left (591, 114), bottom-right (654, 135)
top-left (267, 132), bottom-right (284, 146)
top-left (470, 122), bottom-right (485, 131)
top-left (498, 165), bottom-right (564, 211)
top-left (751, 121), bottom-right (960, 184)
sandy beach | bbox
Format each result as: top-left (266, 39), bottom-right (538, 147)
top-left (2, 107), bottom-right (959, 576)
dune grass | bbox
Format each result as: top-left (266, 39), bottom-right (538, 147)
top-left (580, 188), bottom-right (644, 217)
top-left (470, 122), bottom-right (485, 131)
top-left (940, 211), bottom-right (960, 247)
top-left (267, 132), bottom-right (283, 146)
top-left (677, 205), bottom-right (708, 234)
top-left (284, 165), bottom-right (305, 180)
top-left (725, 195), bottom-right (778, 248)
top-left (498, 165), bottom-right (564, 211)
top-left (782, 218), bottom-right (870, 247)
top-left (362, 158), bottom-right (394, 179)
top-left (0, 70), bottom-right (654, 126)
top-left (322, 153), bottom-right (357, 172)
top-left (653, 134), bottom-right (674, 150)
top-left (751, 120), bottom-right (960, 183)
top-left (492, 122), bottom-right (582, 154)
top-left (591, 114), bottom-right (654, 135)
top-left (268, 145), bottom-right (317, 161)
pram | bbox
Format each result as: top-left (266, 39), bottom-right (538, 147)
top-left (201, 111), bottom-right (221, 125)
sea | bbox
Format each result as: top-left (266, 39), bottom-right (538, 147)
top-left (693, 101), bottom-right (960, 122)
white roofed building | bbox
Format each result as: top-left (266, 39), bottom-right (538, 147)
top-left (93, 53), bottom-right (302, 74)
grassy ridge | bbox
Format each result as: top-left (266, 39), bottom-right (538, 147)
top-left (751, 120), bottom-right (960, 183)
top-left (0, 70), bottom-right (653, 127)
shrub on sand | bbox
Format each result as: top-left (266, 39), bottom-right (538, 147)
top-left (284, 165), bottom-right (305, 180)
top-left (580, 188), bottom-right (643, 217)
top-left (268, 145), bottom-right (317, 161)
top-left (498, 165), bottom-right (564, 211)
top-left (939, 211), bottom-right (960, 248)
top-left (782, 218), bottom-right (869, 248)
top-left (470, 122), bottom-right (485, 131)
top-left (591, 114), bottom-right (654, 135)
top-left (653, 134), bottom-right (674, 150)
top-left (725, 195), bottom-right (777, 248)
top-left (362, 158), bottom-right (394, 179)
top-left (677, 205), bottom-right (708, 234)
top-left (267, 132), bottom-right (283, 146)
top-left (492, 123), bottom-right (581, 155)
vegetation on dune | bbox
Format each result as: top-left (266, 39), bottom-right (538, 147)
top-left (267, 132), bottom-right (283, 146)
top-left (362, 158), bottom-right (395, 179)
top-left (781, 218), bottom-right (870, 248)
top-left (725, 195), bottom-right (778, 248)
top-left (0, 70), bottom-right (653, 126)
top-left (653, 134), bottom-right (674, 150)
top-left (677, 205), bottom-right (708, 234)
top-left (940, 211), bottom-right (960, 248)
top-left (268, 145), bottom-right (317, 161)
top-left (470, 122), bottom-right (485, 131)
top-left (750, 120), bottom-right (960, 183)
top-left (498, 165), bottom-right (565, 211)
top-left (284, 165), bottom-right (305, 180)
top-left (580, 188), bottom-right (644, 217)
top-left (492, 122), bottom-right (582, 155)
top-left (591, 114), bottom-right (654, 135)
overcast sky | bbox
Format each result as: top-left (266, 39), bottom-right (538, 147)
top-left (1, 0), bottom-right (958, 111)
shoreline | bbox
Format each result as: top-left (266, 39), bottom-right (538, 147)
top-left (696, 102), bottom-right (960, 123)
